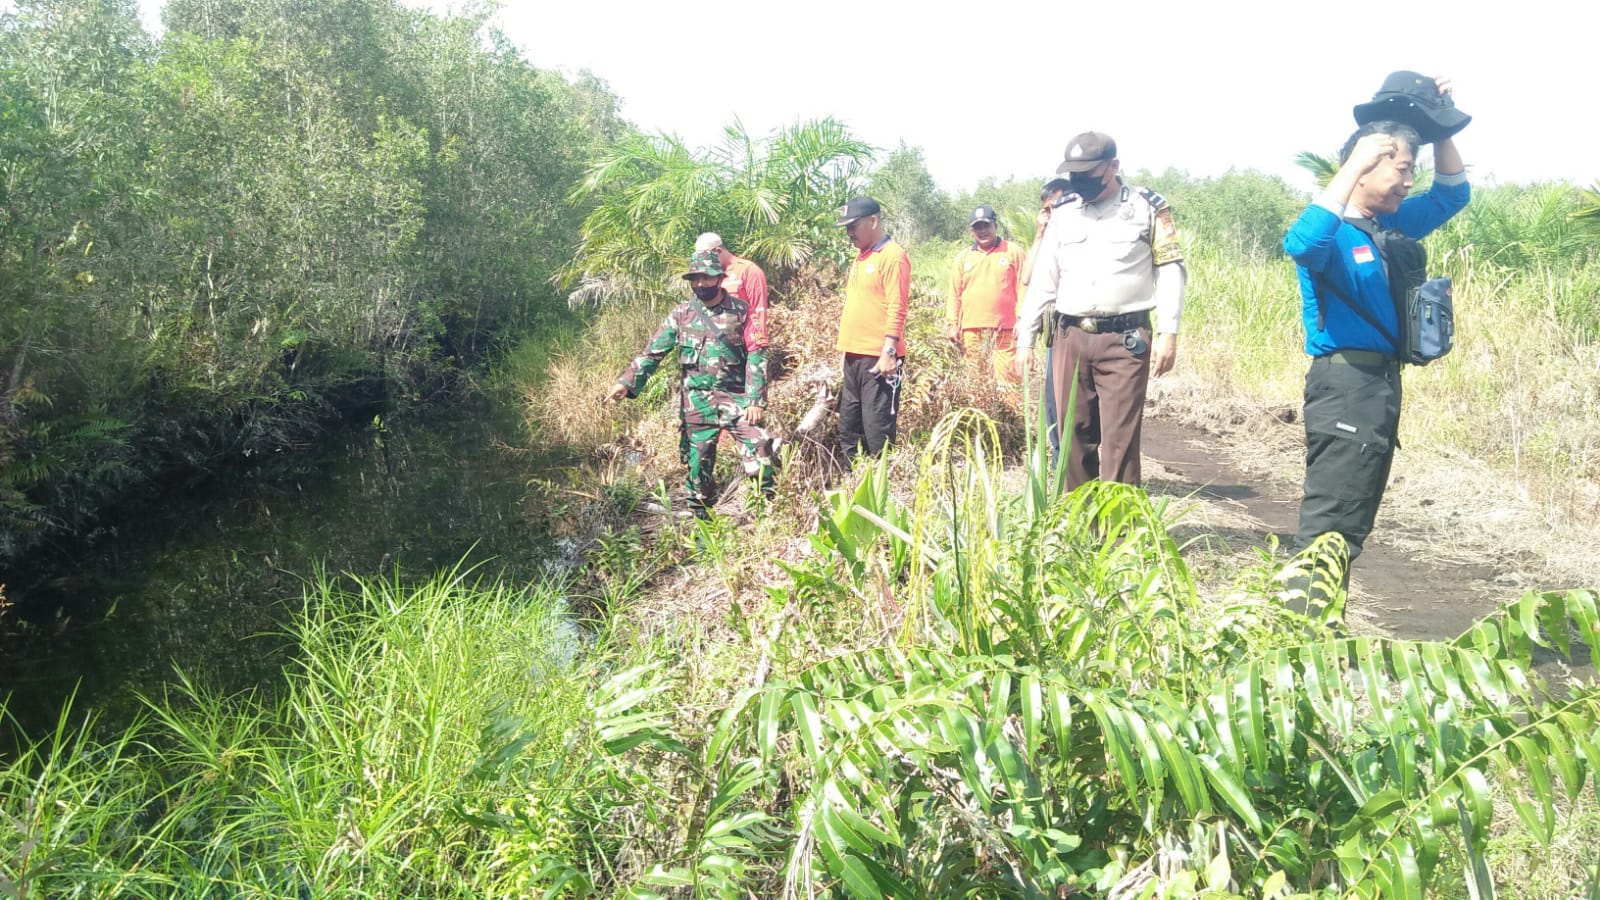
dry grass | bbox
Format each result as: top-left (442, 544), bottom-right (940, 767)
top-left (511, 257), bottom-right (1040, 634)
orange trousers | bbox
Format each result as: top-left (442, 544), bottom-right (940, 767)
top-left (960, 328), bottom-right (1019, 386)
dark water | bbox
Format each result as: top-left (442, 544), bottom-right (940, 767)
top-left (0, 400), bottom-right (563, 740)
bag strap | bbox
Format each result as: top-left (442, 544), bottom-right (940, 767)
top-left (688, 294), bottom-right (743, 356)
top-left (1312, 270), bottom-right (1403, 356)
top-left (1310, 216), bottom-right (1405, 357)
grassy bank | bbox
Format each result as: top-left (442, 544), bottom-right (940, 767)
top-left (5, 417), bottom-right (1598, 896)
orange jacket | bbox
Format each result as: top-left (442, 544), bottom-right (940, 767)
top-left (836, 238), bottom-right (911, 356)
top-left (949, 237), bottom-right (1025, 330)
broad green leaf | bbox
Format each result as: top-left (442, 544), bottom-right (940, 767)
top-left (792, 693), bottom-right (824, 765)
top-left (1020, 674), bottom-right (1043, 759)
top-left (985, 670), bottom-right (1013, 744)
top-left (1244, 661), bottom-right (1269, 773)
top-left (819, 794), bottom-right (877, 856)
top-left (1155, 718), bottom-right (1207, 814)
top-left (1047, 682), bottom-right (1074, 760)
top-left (1538, 592), bottom-right (1573, 657)
top-left (1511, 735), bottom-right (1557, 840)
top-left (758, 686), bottom-right (785, 764)
top-left (1351, 788), bottom-right (1406, 833)
top-left (1199, 754), bottom-right (1263, 834)
top-left (1535, 721), bottom-right (1584, 797)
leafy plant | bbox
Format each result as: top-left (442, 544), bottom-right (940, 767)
top-left (688, 409), bottom-right (1600, 897)
top-left (561, 117), bottom-right (873, 306)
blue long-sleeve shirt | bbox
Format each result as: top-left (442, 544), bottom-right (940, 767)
top-left (1284, 172), bottom-right (1470, 356)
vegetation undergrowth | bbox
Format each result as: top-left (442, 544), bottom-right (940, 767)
top-left (7, 405), bottom-right (1599, 897)
top-left (488, 159), bottom-right (1600, 892)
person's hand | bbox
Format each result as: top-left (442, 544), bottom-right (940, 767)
top-left (1014, 343), bottom-right (1032, 379)
top-left (1035, 208), bottom-right (1051, 231)
top-left (1434, 76), bottom-right (1453, 98)
top-left (1150, 333), bottom-right (1178, 377)
top-left (947, 324), bottom-right (963, 347)
top-left (743, 404), bottom-right (764, 426)
top-left (1346, 132), bottom-right (1403, 176)
top-left (604, 383), bottom-right (627, 405)
top-left (870, 350), bottom-right (899, 377)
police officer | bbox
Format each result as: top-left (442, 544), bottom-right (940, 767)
top-left (1014, 132), bottom-right (1186, 490)
top-left (606, 250), bottom-right (775, 517)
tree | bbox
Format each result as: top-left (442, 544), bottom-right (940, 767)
top-left (866, 142), bottom-right (958, 246)
top-left (562, 117), bottom-right (873, 306)
top-left (1571, 181), bottom-right (1600, 239)
top-left (0, 0), bottom-right (622, 563)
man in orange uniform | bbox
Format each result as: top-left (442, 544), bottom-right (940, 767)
top-left (834, 196), bottom-right (911, 463)
top-left (948, 205), bottom-right (1026, 385)
top-left (695, 232), bottom-right (769, 349)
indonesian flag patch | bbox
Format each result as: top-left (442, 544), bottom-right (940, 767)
top-left (1352, 244), bottom-right (1375, 264)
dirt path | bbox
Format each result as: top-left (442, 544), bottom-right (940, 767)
top-left (1140, 414), bottom-right (1512, 642)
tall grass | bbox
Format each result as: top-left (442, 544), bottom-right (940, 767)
top-left (0, 568), bottom-right (647, 897)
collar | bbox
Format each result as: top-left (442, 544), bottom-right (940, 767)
top-left (858, 233), bottom-right (893, 256)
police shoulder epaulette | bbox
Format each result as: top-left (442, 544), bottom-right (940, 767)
top-left (1134, 186), bottom-right (1169, 210)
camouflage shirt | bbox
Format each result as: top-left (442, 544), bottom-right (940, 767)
top-left (616, 291), bottom-right (770, 426)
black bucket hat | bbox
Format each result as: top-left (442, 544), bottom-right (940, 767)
top-left (1352, 71), bottom-right (1471, 144)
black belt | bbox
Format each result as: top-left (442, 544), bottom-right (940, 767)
top-left (1317, 349), bottom-right (1398, 367)
top-left (1056, 309), bottom-right (1150, 334)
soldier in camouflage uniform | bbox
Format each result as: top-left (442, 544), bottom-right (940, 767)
top-left (606, 250), bottom-right (776, 517)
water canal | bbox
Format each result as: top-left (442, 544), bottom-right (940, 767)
top-left (1, 398), bottom-right (565, 741)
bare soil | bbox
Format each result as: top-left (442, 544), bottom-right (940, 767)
top-left (1139, 411), bottom-right (1596, 683)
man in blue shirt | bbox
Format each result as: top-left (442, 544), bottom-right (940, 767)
top-left (1282, 76), bottom-right (1468, 598)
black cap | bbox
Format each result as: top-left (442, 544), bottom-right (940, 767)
top-left (969, 205), bottom-right (998, 225)
top-left (1055, 131), bottom-right (1117, 173)
top-left (1352, 71), bottom-right (1471, 143)
top-left (835, 196), bottom-right (882, 226)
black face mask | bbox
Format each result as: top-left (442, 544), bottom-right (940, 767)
top-left (1067, 172), bottom-right (1106, 198)
top-left (692, 285), bottom-right (721, 302)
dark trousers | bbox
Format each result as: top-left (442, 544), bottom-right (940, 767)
top-left (1294, 356), bottom-right (1402, 566)
top-left (838, 352), bottom-right (903, 462)
top-left (1049, 322), bottom-right (1151, 491)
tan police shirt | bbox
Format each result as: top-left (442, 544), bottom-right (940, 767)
top-left (1016, 182), bottom-right (1183, 342)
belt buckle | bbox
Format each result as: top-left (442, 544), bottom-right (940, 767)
top-left (1079, 317), bottom-right (1099, 334)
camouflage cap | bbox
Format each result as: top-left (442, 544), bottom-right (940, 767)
top-left (681, 249), bottom-right (726, 279)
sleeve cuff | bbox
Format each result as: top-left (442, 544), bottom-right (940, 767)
top-left (1313, 194), bottom-right (1347, 217)
top-left (1434, 169), bottom-right (1468, 186)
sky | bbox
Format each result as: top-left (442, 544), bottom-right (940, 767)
top-left (135, 0), bottom-right (1599, 195)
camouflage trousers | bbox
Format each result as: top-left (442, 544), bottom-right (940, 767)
top-left (679, 418), bottom-right (777, 513)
